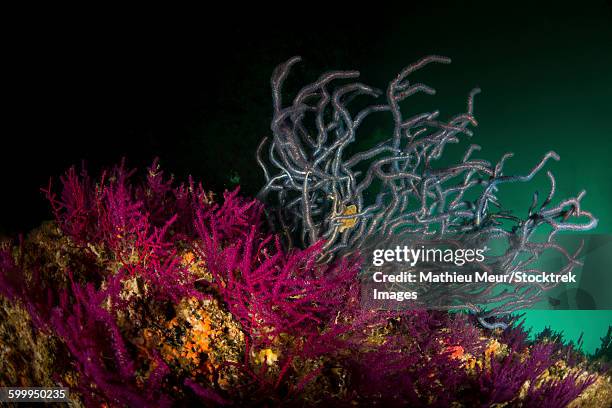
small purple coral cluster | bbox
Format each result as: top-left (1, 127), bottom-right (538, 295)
top-left (0, 161), bottom-right (607, 407)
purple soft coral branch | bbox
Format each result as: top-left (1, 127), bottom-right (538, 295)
top-left (184, 378), bottom-right (231, 406)
top-left (195, 211), bottom-right (359, 340)
top-left (524, 370), bottom-right (595, 407)
top-left (49, 278), bottom-right (171, 408)
top-left (2, 158), bottom-right (600, 406)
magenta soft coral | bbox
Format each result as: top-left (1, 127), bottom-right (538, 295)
top-left (42, 158), bottom-right (212, 248)
top-left (1, 160), bottom-right (222, 405)
top-left (51, 274), bottom-right (174, 407)
top-left (0, 160), bottom-right (600, 406)
top-left (194, 187), bottom-right (361, 344)
top-left (193, 189), bottom-right (368, 398)
top-left (195, 226), bottom-right (360, 343)
top-left (44, 159), bottom-right (362, 348)
top-left (14, 159), bottom-right (365, 405)
top-left (44, 159), bottom-right (207, 302)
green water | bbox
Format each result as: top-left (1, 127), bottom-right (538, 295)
top-left (523, 311), bottom-right (611, 353)
top-left (368, 2), bottom-right (612, 354)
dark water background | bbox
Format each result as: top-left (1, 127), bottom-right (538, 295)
top-left (2, 1), bottom-right (611, 352)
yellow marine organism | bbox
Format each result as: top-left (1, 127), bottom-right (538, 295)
top-left (338, 204), bottom-right (358, 233)
top-left (254, 348), bottom-right (279, 366)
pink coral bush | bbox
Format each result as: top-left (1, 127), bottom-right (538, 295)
top-left (0, 160), bottom-right (603, 407)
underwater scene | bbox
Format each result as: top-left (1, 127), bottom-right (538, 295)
top-left (1, 2), bottom-right (611, 407)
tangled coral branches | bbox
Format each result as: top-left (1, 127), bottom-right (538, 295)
top-left (194, 210), bottom-right (361, 343)
top-left (257, 56), bottom-right (598, 327)
top-left (42, 158), bottom-right (214, 249)
top-left (0, 160), bottom-right (607, 406)
top-left (257, 56), bottom-right (597, 256)
top-left (2, 160), bottom-right (223, 406)
top-left (193, 183), bottom-right (385, 401)
top-left (0, 51), bottom-right (607, 406)
top-left (0, 160), bottom-right (379, 406)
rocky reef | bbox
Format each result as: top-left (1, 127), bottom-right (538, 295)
top-left (0, 160), bottom-right (609, 407)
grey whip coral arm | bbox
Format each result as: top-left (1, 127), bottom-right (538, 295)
top-left (256, 56), bottom-right (598, 324)
top-left (257, 55), bottom-right (596, 256)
